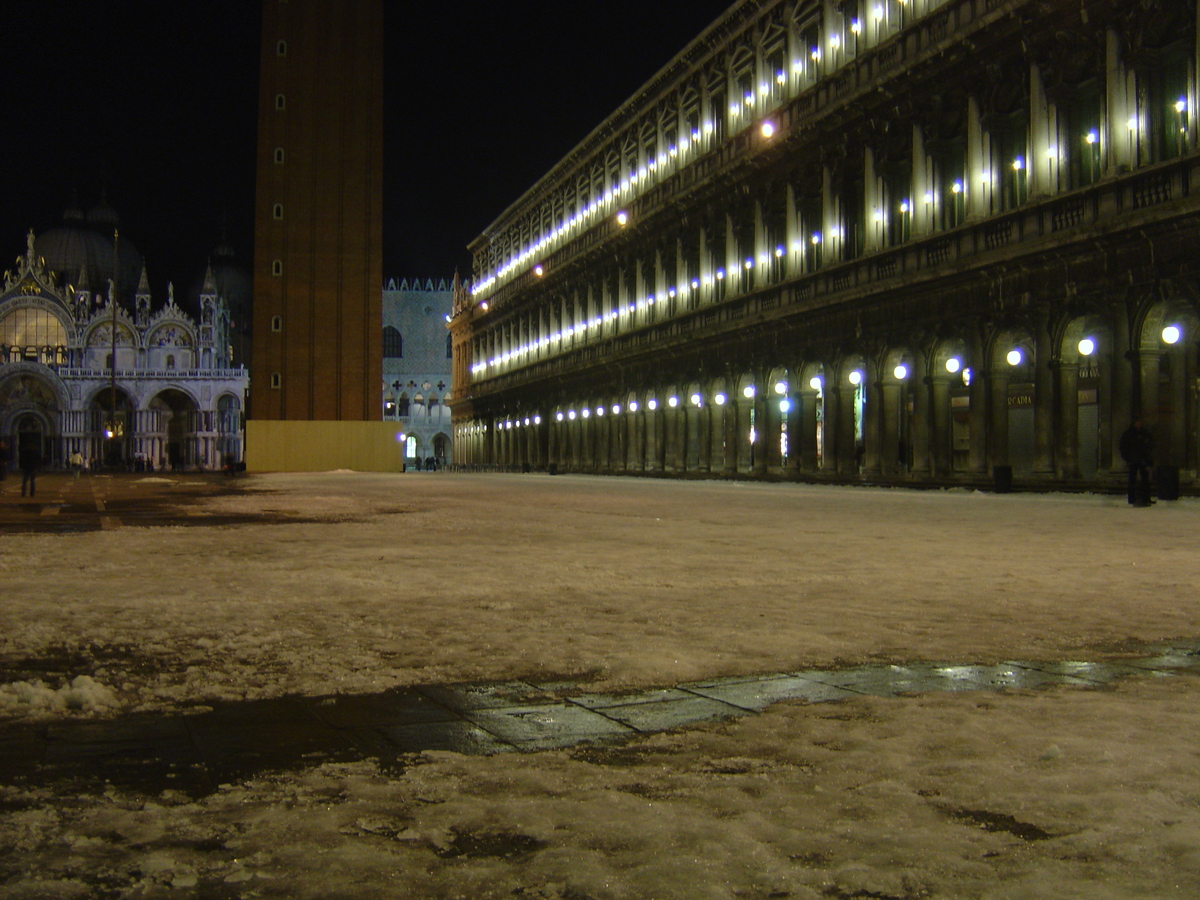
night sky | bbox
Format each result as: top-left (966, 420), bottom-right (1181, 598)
top-left (2, 1), bottom-right (732, 299)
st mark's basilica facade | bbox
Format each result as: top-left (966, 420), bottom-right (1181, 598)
top-left (449, 0), bottom-right (1200, 490)
top-left (0, 211), bottom-right (248, 473)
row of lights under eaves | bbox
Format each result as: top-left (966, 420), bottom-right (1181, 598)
top-left (472, 330), bottom-right (1185, 427)
top-left (471, 220), bottom-right (794, 376)
top-left (470, 53), bottom-right (852, 301)
top-left (471, 89), bottom-right (1190, 307)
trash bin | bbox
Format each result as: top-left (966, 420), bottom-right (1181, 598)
top-left (1157, 465), bottom-right (1180, 501)
top-left (993, 465), bottom-right (1013, 494)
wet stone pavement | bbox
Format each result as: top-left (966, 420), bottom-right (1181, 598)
top-left (2, 642), bottom-right (1197, 799)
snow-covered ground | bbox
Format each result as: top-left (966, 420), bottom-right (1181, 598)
top-left (2, 473), bottom-right (1198, 898)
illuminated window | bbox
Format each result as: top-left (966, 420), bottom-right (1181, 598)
top-left (0, 308), bottom-right (68, 349)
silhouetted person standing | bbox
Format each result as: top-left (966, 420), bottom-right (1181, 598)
top-left (19, 444), bottom-right (40, 498)
top-left (1120, 419), bottom-right (1154, 506)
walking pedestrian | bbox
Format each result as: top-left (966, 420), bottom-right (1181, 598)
top-left (69, 449), bottom-right (84, 480)
top-left (1119, 418), bottom-right (1154, 506)
top-left (19, 443), bottom-right (40, 498)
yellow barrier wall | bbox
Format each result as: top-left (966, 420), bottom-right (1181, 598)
top-left (245, 420), bottom-right (408, 472)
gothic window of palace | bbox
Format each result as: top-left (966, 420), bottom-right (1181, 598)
top-left (383, 325), bottom-right (402, 358)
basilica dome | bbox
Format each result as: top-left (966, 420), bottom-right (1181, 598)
top-left (35, 200), bottom-right (144, 302)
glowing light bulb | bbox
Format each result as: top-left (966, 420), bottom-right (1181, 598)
top-left (894, 364), bottom-right (908, 380)
top-left (1078, 338), bottom-right (1095, 356)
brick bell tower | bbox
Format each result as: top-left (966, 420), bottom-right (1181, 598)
top-left (250, 0), bottom-right (383, 427)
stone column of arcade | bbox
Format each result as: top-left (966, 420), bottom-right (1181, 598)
top-left (1163, 340), bottom-right (1189, 467)
top-left (929, 370), bottom-right (953, 477)
top-left (967, 334), bottom-right (989, 475)
top-left (822, 382), bottom-right (841, 475)
top-left (751, 383), bottom-right (768, 476)
top-left (909, 355), bottom-right (931, 476)
top-left (782, 379), bottom-right (801, 475)
top-left (862, 368), bottom-right (882, 476)
top-left (879, 375), bottom-right (901, 476)
top-left (1056, 357), bottom-right (1082, 478)
top-left (1032, 320), bottom-right (1056, 475)
top-left (1137, 350), bottom-right (1163, 439)
top-left (798, 383), bottom-right (820, 473)
top-left (836, 374), bottom-right (859, 475)
top-left (989, 365), bottom-right (1011, 473)
top-left (1109, 312), bottom-right (1134, 474)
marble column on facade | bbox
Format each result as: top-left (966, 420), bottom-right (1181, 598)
top-left (1056, 358), bottom-right (1082, 478)
top-left (1031, 318), bottom-right (1056, 475)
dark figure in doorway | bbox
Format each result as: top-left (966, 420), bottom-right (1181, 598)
top-left (1119, 419), bottom-right (1154, 506)
top-left (19, 444), bottom-right (40, 497)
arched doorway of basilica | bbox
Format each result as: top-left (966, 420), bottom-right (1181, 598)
top-left (88, 387), bottom-right (134, 468)
top-left (14, 413), bottom-right (49, 470)
top-left (1, 371), bottom-right (62, 467)
top-left (149, 389), bottom-right (199, 471)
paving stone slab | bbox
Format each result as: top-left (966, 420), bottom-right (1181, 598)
top-left (569, 688), bottom-right (697, 710)
top-left (684, 676), bottom-right (860, 710)
top-left (466, 703), bottom-right (635, 750)
top-left (589, 695), bottom-right (747, 732)
top-left (1121, 653), bottom-right (1200, 673)
top-left (1002, 659), bottom-right (1139, 684)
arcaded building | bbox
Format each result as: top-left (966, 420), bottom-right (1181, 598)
top-left (449, 0), bottom-right (1200, 489)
